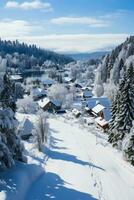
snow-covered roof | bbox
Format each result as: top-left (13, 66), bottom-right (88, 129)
top-left (19, 118), bottom-right (34, 136)
top-left (51, 99), bottom-right (62, 108)
top-left (72, 101), bottom-right (82, 110)
top-left (83, 90), bottom-right (92, 97)
top-left (72, 108), bottom-right (81, 115)
top-left (32, 88), bottom-right (47, 97)
top-left (92, 104), bottom-right (105, 114)
top-left (42, 79), bottom-right (55, 85)
top-left (95, 117), bottom-right (109, 127)
top-left (10, 74), bottom-right (23, 81)
top-left (87, 97), bottom-right (111, 121)
top-left (38, 98), bottom-right (50, 108)
top-left (64, 77), bottom-right (73, 82)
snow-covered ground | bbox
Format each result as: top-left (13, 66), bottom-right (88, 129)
top-left (1, 114), bottom-right (134, 200)
top-left (26, 115), bottom-right (134, 200)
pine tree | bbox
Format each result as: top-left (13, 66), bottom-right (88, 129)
top-left (124, 126), bottom-right (134, 165)
top-left (0, 74), bottom-right (16, 111)
top-left (0, 73), bottom-right (26, 170)
top-left (108, 63), bottom-right (134, 148)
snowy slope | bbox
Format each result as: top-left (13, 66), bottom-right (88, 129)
top-left (25, 116), bottom-right (134, 200)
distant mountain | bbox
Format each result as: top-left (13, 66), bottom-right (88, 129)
top-left (67, 51), bottom-right (109, 61)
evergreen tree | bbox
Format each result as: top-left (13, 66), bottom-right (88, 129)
top-left (108, 63), bottom-right (134, 148)
top-left (0, 74), bottom-right (16, 111)
top-left (124, 126), bottom-right (134, 165)
top-left (0, 73), bottom-right (25, 170)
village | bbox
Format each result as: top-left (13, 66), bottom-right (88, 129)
top-left (10, 61), bottom-right (111, 141)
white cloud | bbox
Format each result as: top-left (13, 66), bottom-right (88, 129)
top-left (2, 34), bottom-right (128, 53)
top-left (50, 17), bottom-right (109, 27)
top-left (0, 19), bottom-right (128, 53)
top-left (5, 0), bottom-right (52, 11)
top-left (0, 19), bottom-right (42, 37)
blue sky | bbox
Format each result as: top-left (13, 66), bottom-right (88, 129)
top-left (0, 0), bottom-right (134, 53)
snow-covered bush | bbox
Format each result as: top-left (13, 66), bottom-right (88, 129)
top-left (17, 96), bottom-right (38, 114)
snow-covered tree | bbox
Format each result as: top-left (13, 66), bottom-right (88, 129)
top-left (35, 111), bottom-right (49, 151)
top-left (0, 73), bottom-right (25, 170)
top-left (94, 66), bottom-right (104, 97)
top-left (108, 63), bottom-right (134, 148)
top-left (48, 84), bottom-right (68, 103)
top-left (123, 126), bottom-right (134, 165)
top-left (17, 96), bottom-right (38, 114)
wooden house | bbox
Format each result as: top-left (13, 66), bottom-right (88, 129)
top-left (38, 98), bottom-right (62, 112)
top-left (91, 104), bottom-right (105, 118)
top-left (95, 117), bottom-right (109, 132)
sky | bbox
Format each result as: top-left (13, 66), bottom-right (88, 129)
top-left (0, 0), bottom-right (134, 53)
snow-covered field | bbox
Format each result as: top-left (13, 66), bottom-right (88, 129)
top-left (1, 115), bottom-right (134, 200)
top-left (26, 116), bottom-right (134, 199)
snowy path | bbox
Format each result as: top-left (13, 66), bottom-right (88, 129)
top-left (25, 117), bottom-right (134, 200)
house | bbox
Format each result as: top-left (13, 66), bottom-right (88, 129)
top-left (56, 109), bottom-right (66, 114)
top-left (86, 97), bottom-right (111, 121)
top-left (91, 104), bottom-right (105, 118)
top-left (95, 117), bottom-right (109, 132)
top-left (32, 88), bottom-right (47, 101)
top-left (10, 74), bottom-right (23, 83)
top-left (64, 77), bottom-right (74, 84)
top-left (72, 108), bottom-right (81, 118)
top-left (42, 79), bottom-right (55, 87)
top-left (83, 90), bottom-right (93, 99)
top-left (74, 83), bottom-right (83, 89)
top-left (38, 98), bottom-right (62, 112)
top-left (18, 118), bottom-right (34, 140)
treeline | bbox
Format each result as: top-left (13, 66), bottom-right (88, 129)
top-left (0, 39), bottom-right (73, 71)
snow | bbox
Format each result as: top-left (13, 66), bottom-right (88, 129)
top-left (38, 98), bottom-right (50, 108)
top-left (10, 75), bottom-right (22, 81)
top-left (42, 79), bottom-right (55, 85)
top-left (18, 118), bottom-right (34, 136)
top-left (51, 99), bottom-right (62, 108)
top-left (25, 116), bottom-right (134, 200)
top-left (95, 117), bottom-right (108, 127)
top-left (83, 90), bottom-right (93, 98)
top-left (87, 97), bottom-right (111, 121)
top-left (1, 114), bottom-right (134, 200)
top-left (72, 108), bottom-right (81, 116)
top-left (92, 104), bottom-right (105, 114)
top-left (32, 88), bottom-right (47, 97)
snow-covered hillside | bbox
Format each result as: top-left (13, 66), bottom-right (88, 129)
top-left (1, 114), bottom-right (134, 200)
top-left (94, 36), bottom-right (134, 98)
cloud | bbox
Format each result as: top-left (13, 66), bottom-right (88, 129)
top-left (0, 19), bottom-right (43, 37)
top-left (2, 34), bottom-right (128, 53)
top-left (5, 0), bottom-right (53, 11)
top-left (0, 19), bottom-right (128, 53)
top-left (50, 17), bottom-right (109, 27)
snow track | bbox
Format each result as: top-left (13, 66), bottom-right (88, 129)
top-left (26, 116), bottom-right (134, 200)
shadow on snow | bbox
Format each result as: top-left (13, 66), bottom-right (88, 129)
top-left (25, 172), bottom-right (98, 200)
